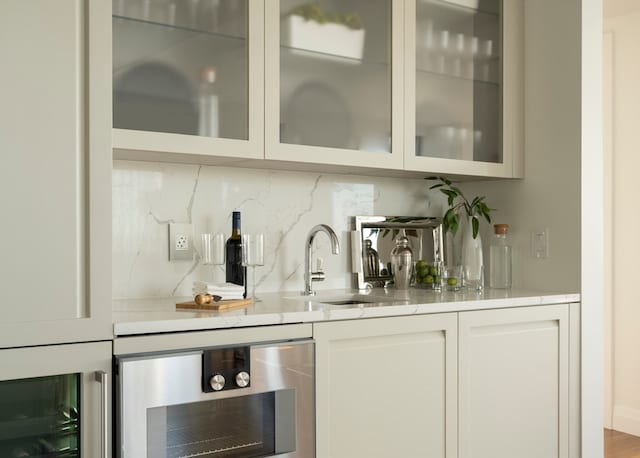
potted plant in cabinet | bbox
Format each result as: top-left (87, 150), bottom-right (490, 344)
top-left (281, 3), bottom-right (365, 60)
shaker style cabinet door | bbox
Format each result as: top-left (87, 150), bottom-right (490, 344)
top-left (0, 342), bottom-right (112, 458)
top-left (265, 0), bottom-right (404, 171)
top-left (0, 0), bottom-right (112, 347)
top-left (314, 314), bottom-right (458, 458)
top-left (112, 0), bottom-right (264, 162)
top-left (404, 0), bottom-right (524, 178)
top-left (458, 304), bottom-right (573, 458)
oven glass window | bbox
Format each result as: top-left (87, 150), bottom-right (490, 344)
top-left (148, 392), bottom-right (277, 458)
top-left (0, 374), bottom-right (80, 457)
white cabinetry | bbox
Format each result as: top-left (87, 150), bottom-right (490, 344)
top-left (0, 341), bottom-right (112, 457)
top-left (314, 314), bottom-right (458, 458)
top-left (404, 0), bottom-right (524, 178)
top-left (110, 1), bottom-right (524, 179)
top-left (458, 304), bottom-right (580, 458)
top-left (314, 303), bottom-right (580, 458)
top-left (0, 0), bottom-right (112, 347)
top-left (264, 0), bottom-right (405, 171)
top-left (112, 0), bottom-right (264, 163)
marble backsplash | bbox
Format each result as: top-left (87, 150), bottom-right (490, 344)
top-left (113, 160), bottom-right (441, 299)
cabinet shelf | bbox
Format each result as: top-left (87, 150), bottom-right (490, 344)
top-left (419, 0), bottom-right (500, 18)
top-left (416, 66), bottom-right (500, 87)
top-left (280, 44), bottom-right (389, 69)
top-left (112, 15), bottom-right (246, 43)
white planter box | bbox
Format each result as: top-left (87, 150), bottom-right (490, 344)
top-left (281, 15), bottom-right (365, 60)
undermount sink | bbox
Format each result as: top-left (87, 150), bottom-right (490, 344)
top-left (285, 293), bottom-right (407, 307)
top-left (320, 299), bottom-right (379, 306)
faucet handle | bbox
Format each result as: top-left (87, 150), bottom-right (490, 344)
top-left (317, 257), bottom-right (324, 272)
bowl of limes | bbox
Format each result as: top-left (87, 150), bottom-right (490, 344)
top-left (414, 260), bottom-right (442, 291)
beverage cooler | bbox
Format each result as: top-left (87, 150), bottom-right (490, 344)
top-left (0, 342), bottom-right (111, 458)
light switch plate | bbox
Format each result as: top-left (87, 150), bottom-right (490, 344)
top-left (168, 223), bottom-right (194, 261)
top-left (531, 229), bottom-right (549, 258)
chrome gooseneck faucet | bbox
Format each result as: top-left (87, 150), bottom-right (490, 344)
top-left (303, 224), bottom-right (340, 296)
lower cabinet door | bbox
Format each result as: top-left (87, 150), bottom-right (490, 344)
top-left (0, 341), bottom-right (112, 458)
top-left (458, 305), bottom-right (571, 458)
top-left (314, 314), bottom-right (458, 458)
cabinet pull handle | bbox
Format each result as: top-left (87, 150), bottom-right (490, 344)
top-left (95, 371), bottom-right (108, 458)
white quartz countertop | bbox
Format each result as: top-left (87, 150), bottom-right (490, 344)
top-left (112, 288), bottom-right (580, 336)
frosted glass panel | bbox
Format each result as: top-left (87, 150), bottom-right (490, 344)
top-left (279, 0), bottom-right (392, 153)
top-left (113, 0), bottom-right (248, 140)
top-left (415, 0), bottom-right (501, 163)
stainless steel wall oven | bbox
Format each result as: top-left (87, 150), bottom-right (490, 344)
top-left (116, 338), bottom-right (314, 458)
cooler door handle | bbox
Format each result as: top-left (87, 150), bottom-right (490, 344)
top-left (95, 371), bottom-right (108, 458)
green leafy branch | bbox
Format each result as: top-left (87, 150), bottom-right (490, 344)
top-left (426, 176), bottom-right (492, 239)
top-left (290, 3), bottom-right (364, 30)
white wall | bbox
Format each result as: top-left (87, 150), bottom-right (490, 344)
top-left (604, 9), bottom-right (640, 437)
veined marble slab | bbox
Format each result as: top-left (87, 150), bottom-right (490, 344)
top-left (113, 288), bottom-right (581, 336)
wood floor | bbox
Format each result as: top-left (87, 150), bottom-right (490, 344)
top-left (606, 429), bottom-right (640, 458)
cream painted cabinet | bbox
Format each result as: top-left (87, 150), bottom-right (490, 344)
top-left (404, 0), bottom-right (524, 178)
top-left (458, 304), bottom-right (580, 458)
top-left (0, 342), bottom-right (112, 457)
top-left (314, 314), bottom-right (458, 458)
top-left (0, 0), bottom-right (112, 348)
top-left (112, 0), bottom-right (264, 163)
top-left (264, 0), bottom-right (405, 171)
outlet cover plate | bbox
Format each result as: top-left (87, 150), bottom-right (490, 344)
top-left (169, 223), bottom-right (194, 261)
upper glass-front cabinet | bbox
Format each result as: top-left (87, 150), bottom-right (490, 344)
top-left (404, 0), bottom-right (523, 178)
top-left (264, 0), bottom-right (404, 170)
top-left (112, 0), bottom-right (264, 160)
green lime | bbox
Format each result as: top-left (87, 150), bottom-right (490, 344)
top-left (428, 266), bottom-right (438, 276)
top-left (435, 275), bottom-right (442, 283)
top-left (447, 277), bottom-right (458, 286)
top-left (416, 260), bottom-right (427, 269)
top-left (425, 275), bottom-right (434, 284)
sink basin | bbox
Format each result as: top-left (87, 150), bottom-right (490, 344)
top-left (284, 293), bottom-right (407, 307)
top-left (320, 299), bottom-right (379, 306)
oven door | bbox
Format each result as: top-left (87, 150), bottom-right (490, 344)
top-left (117, 340), bottom-right (314, 458)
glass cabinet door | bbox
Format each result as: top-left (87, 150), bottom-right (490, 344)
top-left (265, 0), bottom-right (404, 169)
top-left (112, 0), bottom-right (264, 159)
top-left (0, 375), bottom-right (80, 457)
top-left (405, 0), bottom-right (523, 177)
top-left (0, 342), bottom-right (111, 458)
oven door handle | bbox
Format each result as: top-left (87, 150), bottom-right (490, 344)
top-left (95, 371), bottom-right (108, 458)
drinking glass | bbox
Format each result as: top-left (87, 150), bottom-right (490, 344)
top-left (242, 233), bottom-right (264, 301)
top-left (442, 265), bottom-right (462, 292)
top-left (201, 233), bottom-right (225, 265)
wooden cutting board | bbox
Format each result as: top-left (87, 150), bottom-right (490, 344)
top-left (176, 298), bottom-right (253, 311)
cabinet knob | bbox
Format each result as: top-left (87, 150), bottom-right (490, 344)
top-left (235, 371), bottom-right (250, 388)
top-left (209, 374), bottom-right (225, 391)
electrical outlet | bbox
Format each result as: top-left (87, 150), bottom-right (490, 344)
top-left (169, 223), bottom-right (194, 261)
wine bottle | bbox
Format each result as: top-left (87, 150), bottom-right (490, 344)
top-left (225, 211), bottom-right (245, 295)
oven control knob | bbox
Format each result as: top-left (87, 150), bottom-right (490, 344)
top-left (209, 374), bottom-right (225, 391)
top-left (235, 371), bottom-right (250, 388)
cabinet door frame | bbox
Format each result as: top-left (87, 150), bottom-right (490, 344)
top-left (314, 313), bottom-right (458, 458)
top-left (403, 0), bottom-right (524, 178)
top-left (264, 0), bottom-right (405, 170)
top-left (0, 341), bottom-right (112, 458)
top-left (459, 304), bottom-right (571, 458)
top-left (113, 1), bottom-right (265, 162)
top-left (0, 0), bottom-right (112, 348)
